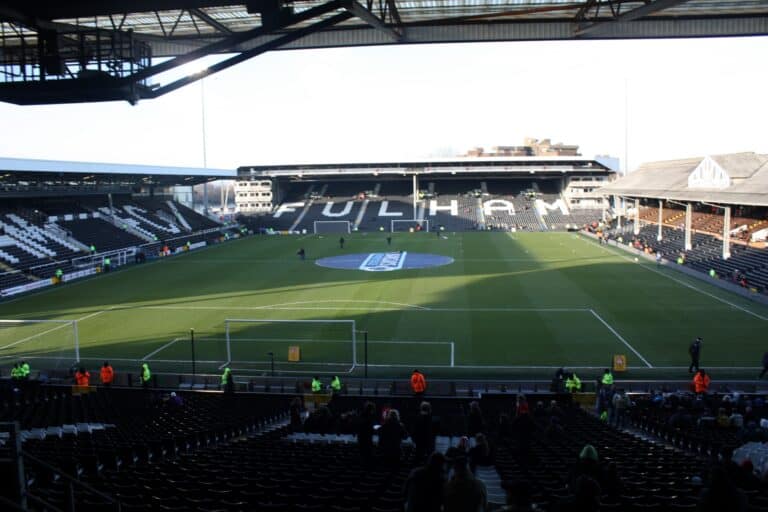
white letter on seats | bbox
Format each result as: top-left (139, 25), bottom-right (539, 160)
top-left (483, 200), bottom-right (515, 216)
top-left (429, 200), bottom-right (458, 216)
top-left (273, 202), bottom-right (304, 218)
top-left (323, 201), bottom-right (353, 218)
top-left (378, 201), bottom-right (402, 217)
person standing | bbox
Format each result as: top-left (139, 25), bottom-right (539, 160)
top-left (100, 361), bottom-right (114, 387)
top-left (378, 409), bottom-right (408, 467)
top-left (221, 367), bottom-right (234, 394)
top-left (330, 375), bottom-right (341, 394)
top-left (297, 248), bottom-right (306, 261)
top-left (410, 369), bottom-right (427, 399)
top-left (20, 360), bottom-right (30, 380)
top-left (760, 351), bottom-right (768, 379)
top-left (311, 375), bottom-right (322, 393)
top-left (386, 235), bottom-right (392, 246)
top-left (74, 367), bottom-right (90, 387)
top-left (404, 452), bottom-right (446, 512)
top-left (339, 236), bottom-right (345, 249)
top-left (412, 401), bottom-right (436, 463)
top-left (693, 369), bottom-right (711, 395)
top-left (140, 363), bottom-right (151, 389)
top-left (601, 369), bottom-right (614, 387)
top-left (689, 337), bottom-right (703, 373)
top-left (443, 456), bottom-right (488, 512)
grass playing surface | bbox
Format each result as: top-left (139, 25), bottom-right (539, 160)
top-left (1, 232), bottom-right (766, 379)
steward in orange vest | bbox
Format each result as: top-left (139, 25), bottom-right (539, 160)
top-left (410, 369), bottom-right (426, 395)
top-left (75, 367), bottom-right (90, 387)
top-left (100, 361), bottom-right (114, 386)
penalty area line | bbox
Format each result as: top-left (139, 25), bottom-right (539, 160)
top-left (589, 309), bottom-right (653, 368)
top-left (141, 337), bottom-right (183, 361)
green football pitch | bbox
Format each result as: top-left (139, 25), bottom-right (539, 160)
top-left (1, 232), bottom-right (766, 379)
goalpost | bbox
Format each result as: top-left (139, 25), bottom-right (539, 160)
top-left (0, 319), bottom-right (80, 370)
top-left (391, 219), bottom-right (430, 232)
top-left (224, 318), bottom-right (357, 373)
top-left (314, 220), bottom-right (351, 234)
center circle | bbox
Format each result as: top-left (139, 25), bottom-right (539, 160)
top-left (315, 252), bottom-right (454, 272)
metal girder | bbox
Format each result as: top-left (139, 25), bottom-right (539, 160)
top-left (147, 11), bottom-right (353, 98)
top-left (344, 0), bottom-right (403, 42)
top-left (131, 0), bottom-right (344, 81)
top-left (189, 7), bottom-right (233, 35)
top-left (576, 0), bottom-right (693, 37)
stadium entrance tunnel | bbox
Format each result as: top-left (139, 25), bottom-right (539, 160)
top-left (315, 252), bottom-right (454, 272)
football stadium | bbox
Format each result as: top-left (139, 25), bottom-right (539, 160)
top-left (2, 1), bottom-right (768, 511)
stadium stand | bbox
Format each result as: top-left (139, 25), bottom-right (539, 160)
top-left (4, 382), bottom-right (767, 512)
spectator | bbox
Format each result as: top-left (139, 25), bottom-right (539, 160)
top-left (601, 368), bottom-right (614, 387)
top-left (551, 367), bottom-right (566, 393)
top-left (697, 464), bottom-right (747, 512)
top-left (378, 408), bottom-right (408, 467)
top-left (356, 401), bottom-right (376, 466)
top-left (220, 367), bottom-right (234, 394)
top-left (467, 401), bottom-right (485, 436)
top-left (446, 436), bottom-right (470, 461)
top-left (404, 452), bottom-right (446, 512)
top-left (444, 456), bottom-right (488, 512)
top-left (515, 394), bottom-right (529, 416)
top-left (412, 401), bottom-right (436, 463)
top-left (469, 433), bottom-right (492, 474)
top-left (611, 389), bottom-right (629, 428)
top-left (499, 480), bottom-right (535, 512)
top-left (289, 397), bottom-right (304, 432)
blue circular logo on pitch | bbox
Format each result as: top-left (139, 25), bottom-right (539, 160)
top-left (316, 252), bottom-right (453, 271)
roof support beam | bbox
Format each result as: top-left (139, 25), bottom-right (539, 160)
top-left (575, 0), bottom-right (692, 37)
top-left (189, 7), bottom-right (233, 35)
top-left (344, 0), bottom-right (403, 42)
top-left (148, 11), bottom-right (353, 98)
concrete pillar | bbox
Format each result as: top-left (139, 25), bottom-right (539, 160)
top-left (657, 199), bottom-right (663, 241)
top-left (633, 198), bottom-right (640, 236)
top-left (615, 195), bottom-right (622, 230)
top-left (723, 206), bottom-right (731, 260)
top-left (684, 203), bottom-right (692, 251)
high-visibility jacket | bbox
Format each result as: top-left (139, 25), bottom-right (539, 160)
top-left (330, 376), bottom-right (341, 391)
top-left (565, 374), bottom-right (582, 392)
top-left (141, 364), bottom-right (151, 382)
top-left (10, 366), bottom-right (20, 379)
top-left (693, 372), bottom-right (710, 393)
top-left (311, 378), bottom-right (322, 393)
top-left (410, 371), bottom-right (426, 393)
top-left (100, 365), bottom-right (114, 384)
top-left (601, 373), bottom-right (614, 386)
top-left (75, 371), bottom-right (90, 386)
top-left (20, 363), bottom-right (30, 377)
top-left (221, 368), bottom-right (232, 386)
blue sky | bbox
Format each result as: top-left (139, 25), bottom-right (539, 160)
top-left (1, 36), bottom-right (766, 172)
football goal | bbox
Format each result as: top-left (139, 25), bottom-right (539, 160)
top-left (391, 219), bottom-right (430, 232)
top-left (0, 319), bottom-right (80, 370)
top-left (314, 221), bottom-right (351, 234)
top-left (224, 318), bottom-right (357, 374)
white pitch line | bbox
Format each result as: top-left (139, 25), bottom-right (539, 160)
top-left (141, 305), bottom-right (590, 313)
top-left (580, 235), bottom-right (768, 321)
top-left (141, 337), bottom-right (183, 361)
top-left (589, 308), bottom-right (653, 368)
top-left (0, 308), bottom-right (110, 351)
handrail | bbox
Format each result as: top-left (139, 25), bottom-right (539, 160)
top-left (22, 450), bottom-right (122, 511)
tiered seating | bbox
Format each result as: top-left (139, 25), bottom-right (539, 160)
top-left (0, 271), bottom-right (31, 290)
top-left (58, 217), bottom-right (146, 252)
top-left (173, 202), bottom-right (221, 231)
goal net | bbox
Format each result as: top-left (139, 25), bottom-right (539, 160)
top-left (224, 319), bottom-right (356, 374)
top-left (314, 221), bottom-right (351, 234)
top-left (0, 319), bottom-right (80, 372)
top-left (391, 219), bottom-right (430, 232)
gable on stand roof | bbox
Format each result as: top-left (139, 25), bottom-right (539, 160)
top-left (687, 156), bottom-right (730, 190)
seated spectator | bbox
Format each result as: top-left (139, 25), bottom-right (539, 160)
top-left (404, 452), bottom-right (446, 512)
top-left (444, 456), bottom-right (488, 512)
top-left (499, 480), bottom-right (535, 511)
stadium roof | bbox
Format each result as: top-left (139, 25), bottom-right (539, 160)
top-left (239, 155), bottom-right (619, 177)
top-left (0, 157), bottom-right (235, 187)
top-left (1, 1), bottom-right (766, 104)
top-left (599, 152), bottom-right (768, 207)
